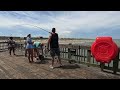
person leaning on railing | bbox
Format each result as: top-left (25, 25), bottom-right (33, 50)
top-left (33, 41), bottom-right (41, 59)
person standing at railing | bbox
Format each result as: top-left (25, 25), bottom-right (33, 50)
top-left (47, 28), bottom-right (62, 69)
top-left (8, 37), bottom-right (16, 55)
top-left (26, 34), bottom-right (34, 63)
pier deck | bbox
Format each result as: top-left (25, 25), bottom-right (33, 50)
top-left (0, 51), bottom-right (120, 79)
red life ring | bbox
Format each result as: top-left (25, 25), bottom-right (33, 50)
top-left (91, 37), bottom-right (118, 63)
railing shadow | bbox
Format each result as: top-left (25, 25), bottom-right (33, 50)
top-left (0, 50), bottom-right (4, 52)
top-left (15, 54), bottom-right (25, 57)
top-left (103, 70), bottom-right (120, 76)
top-left (34, 60), bottom-right (49, 64)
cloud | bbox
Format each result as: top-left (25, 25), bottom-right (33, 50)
top-left (0, 11), bottom-right (120, 38)
top-left (59, 30), bottom-right (72, 38)
top-left (50, 11), bottom-right (120, 32)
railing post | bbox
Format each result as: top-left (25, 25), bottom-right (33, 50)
top-left (100, 63), bottom-right (105, 71)
top-left (87, 50), bottom-right (91, 67)
top-left (0, 42), bottom-right (1, 50)
top-left (113, 52), bottom-right (119, 74)
top-left (68, 48), bottom-right (71, 59)
top-left (78, 46), bottom-right (81, 63)
top-left (68, 48), bottom-right (72, 63)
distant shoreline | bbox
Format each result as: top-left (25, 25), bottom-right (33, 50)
top-left (0, 36), bottom-right (95, 40)
top-left (0, 36), bottom-right (120, 46)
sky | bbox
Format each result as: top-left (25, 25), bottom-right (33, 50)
top-left (0, 11), bottom-right (120, 39)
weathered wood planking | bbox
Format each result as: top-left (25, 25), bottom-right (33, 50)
top-left (1, 42), bottom-right (120, 74)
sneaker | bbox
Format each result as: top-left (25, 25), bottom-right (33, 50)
top-left (49, 65), bottom-right (54, 69)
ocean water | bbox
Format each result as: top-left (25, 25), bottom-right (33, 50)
top-left (69, 39), bottom-right (120, 47)
top-left (114, 39), bottom-right (120, 47)
top-left (0, 38), bottom-right (120, 47)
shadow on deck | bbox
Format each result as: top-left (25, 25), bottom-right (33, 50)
top-left (0, 51), bottom-right (120, 79)
top-left (57, 64), bottom-right (80, 69)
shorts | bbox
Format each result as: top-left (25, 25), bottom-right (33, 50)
top-left (9, 47), bottom-right (15, 51)
top-left (33, 44), bottom-right (36, 49)
top-left (26, 44), bottom-right (34, 49)
top-left (50, 48), bottom-right (60, 57)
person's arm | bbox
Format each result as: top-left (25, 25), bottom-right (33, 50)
top-left (58, 36), bottom-right (59, 42)
top-left (26, 37), bottom-right (29, 44)
top-left (56, 33), bottom-right (59, 44)
top-left (47, 34), bottom-right (52, 50)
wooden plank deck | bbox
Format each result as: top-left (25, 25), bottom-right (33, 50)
top-left (0, 51), bottom-right (120, 79)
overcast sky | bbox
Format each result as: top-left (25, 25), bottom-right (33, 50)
top-left (0, 11), bottom-right (120, 39)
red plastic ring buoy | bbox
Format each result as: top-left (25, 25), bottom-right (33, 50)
top-left (91, 37), bottom-right (118, 63)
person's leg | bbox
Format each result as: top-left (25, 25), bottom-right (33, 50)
top-left (38, 48), bottom-right (44, 61)
top-left (50, 48), bottom-right (55, 68)
top-left (13, 47), bottom-right (15, 55)
top-left (56, 48), bottom-right (62, 66)
top-left (9, 47), bottom-right (12, 55)
top-left (49, 56), bottom-right (55, 69)
top-left (34, 48), bottom-right (37, 58)
top-left (30, 49), bottom-right (34, 62)
top-left (25, 49), bottom-right (27, 57)
top-left (36, 48), bottom-right (39, 57)
top-left (44, 49), bottom-right (47, 57)
top-left (27, 49), bottom-right (31, 63)
top-left (51, 56), bottom-right (55, 67)
top-left (41, 47), bottom-right (43, 55)
top-left (58, 55), bottom-right (62, 66)
top-left (44, 46), bottom-right (48, 57)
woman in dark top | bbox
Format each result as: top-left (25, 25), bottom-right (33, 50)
top-left (8, 37), bottom-right (16, 55)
